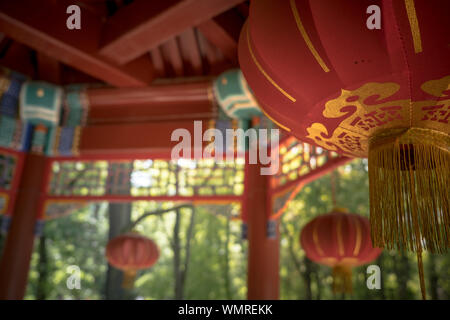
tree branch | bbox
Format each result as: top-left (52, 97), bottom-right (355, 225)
top-left (123, 203), bottom-right (193, 232)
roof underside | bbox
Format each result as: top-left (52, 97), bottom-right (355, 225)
top-left (0, 0), bottom-right (249, 86)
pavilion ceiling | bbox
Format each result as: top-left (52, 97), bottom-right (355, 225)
top-left (0, 0), bottom-right (249, 86)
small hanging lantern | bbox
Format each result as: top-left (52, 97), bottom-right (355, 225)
top-left (105, 232), bottom-right (159, 289)
top-left (300, 208), bottom-right (382, 294)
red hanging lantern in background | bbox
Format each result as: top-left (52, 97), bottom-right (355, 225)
top-left (106, 232), bottom-right (159, 288)
top-left (239, 0), bottom-right (449, 298)
top-left (300, 208), bottom-right (382, 293)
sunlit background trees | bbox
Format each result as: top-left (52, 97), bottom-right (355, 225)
top-left (1, 159), bottom-right (447, 300)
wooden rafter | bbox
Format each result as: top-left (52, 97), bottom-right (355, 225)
top-left (0, 0), bottom-right (154, 87)
top-left (150, 48), bottom-right (166, 78)
top-left (86, 80), bottom-right (215, 123)
top-left (178, 28), bottom-right (203, 76)
top-left (99, 0), bottom-right (246, 65)
top-left (196, 10), bottom-right (244, 63)
top-left (161, 37), bottom-right (184, 77)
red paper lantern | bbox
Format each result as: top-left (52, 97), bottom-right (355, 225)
top-left (106, 232), bottom-right (159, 288)
top-left (239, 0), bottom-right (449, 260)
top-left (300, 208), bottom-right (382, 293)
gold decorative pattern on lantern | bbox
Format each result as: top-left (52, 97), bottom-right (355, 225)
top-left (289, 0), bottom-right (330, 72)
top-left (404, 0), bottom-right (423, 53)
top-left (306, 76), bottom-right (450, 157)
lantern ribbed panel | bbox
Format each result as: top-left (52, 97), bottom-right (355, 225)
top-left (106, 233), bottom-right (159, 271)
top-left (300, 210), bottom-right (382, 267)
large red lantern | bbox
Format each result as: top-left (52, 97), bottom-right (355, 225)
top-left (239, 0), bottom-right (449, 272)
top-left (300, 208), bottom-right (382, 293)
top-left (106, 232), bottom-right (159, 288)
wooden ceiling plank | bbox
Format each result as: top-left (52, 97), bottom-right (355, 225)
top-left (196, 30), bottom-right (222, 68)
top-left (150, 48), bottom-right (166, 78)
top-left (99, 0), bottom-right (246, 65)
top-left (161, 37), bottom-right (184, 77)
top-left (196, 10), bottom-right (244, 63)
top-left (0, 0), bottom-right (154, 87)
top-left (178, 28), bottom-right (203, 76)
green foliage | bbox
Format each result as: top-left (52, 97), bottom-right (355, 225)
top-left (132, 202), bottom-right (247, 299)
top-left (279, 159), bottom-right (450, 300)
top-left (24, 159), bottom-right (449, 300)
top-left (26, 203), bottom-right (109, 300)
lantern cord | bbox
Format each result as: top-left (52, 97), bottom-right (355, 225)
top-left (408, 162), bottom-right (426, 300)
top-left (417, 251), bottom-right (426, 300)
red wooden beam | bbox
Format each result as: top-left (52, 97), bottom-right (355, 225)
top-left (196, 10), bottom-right (244, 63)
top-left (86, 80), bottom-right (215, 124)
top-left (244, 162), bottom-right (279, 299)
top-left (0, 154), bottom-right (47, 299)
top-left (99, 0), bottom-right (246, 65)
top-left (270, 156), bottom-right (353, 220)
top-left (78, 120), bottom-right (211, 156)
top-left (272, 156), bottom-right (353, 196)
top-left (0, 0), bottom-right (154, 87)
top-left (44, 195), bottom-right (242, 204)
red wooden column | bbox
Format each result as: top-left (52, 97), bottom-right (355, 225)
top-left (0, 154), bottom-right (47, 299)
top-left (244, 162), bottom-right (279, 300)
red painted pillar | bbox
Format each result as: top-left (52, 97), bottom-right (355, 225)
top-left (244, 163), bottom-right (279, 300)
top-left (0, 154), bottom-right (47, 299)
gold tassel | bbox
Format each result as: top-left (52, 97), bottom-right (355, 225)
top-left (368, 128), bottom-right (449, 253)
top-left (368, 128), bottom-right (449, 299)
top-left (122, 269), bottom-right (137, 289)
top-left (332, 265), bottom-right (353, 294)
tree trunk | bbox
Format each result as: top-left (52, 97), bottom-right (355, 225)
top-left (376, 253), bottom-right (386, 300)
top-left (223, 214), bottom-right (232, 299)
top-left (173, 209), bottom-right (183, 299)
top-left (36, 235), bottom-right (48, 300)
top-left (394, 251), bottom-right (410, 299)
top-left (303, 257), bottom-right (313, 300)
top-left (313, 266), bottom-right (322, 300)
top-left (181, 208), bottom-right (195, 297)
top-left (105, 202), bottom-right (131, 300)
top-left (280, 219), bottom-right (312, 299)
top-left (173, 208), bottom-right (196, 300)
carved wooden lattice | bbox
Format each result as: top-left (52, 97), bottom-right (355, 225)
top-left (270, 136), bottom-right (349, 219)
top-left (48, 158), bottom-right (245, 198)
top-left (271, 136), bottom-right (340, 190)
